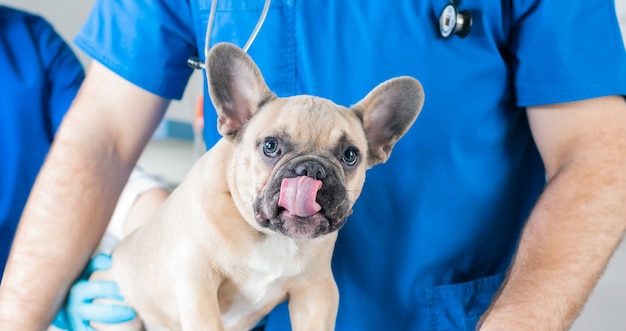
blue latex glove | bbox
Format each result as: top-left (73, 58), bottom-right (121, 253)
top-left (52, 254), bottom-right (136, 331)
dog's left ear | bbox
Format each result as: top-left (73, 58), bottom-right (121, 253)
top-left (207, 42), bottom-right (276, 139)
top-left (352, 77), bottom-right (425, 168)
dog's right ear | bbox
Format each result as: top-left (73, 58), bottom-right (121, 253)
top-left (352, 77), bottom-right (425, 168)
top-left (207, 42), bottom-right (276, 139)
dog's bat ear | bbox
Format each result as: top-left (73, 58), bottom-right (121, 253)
top-left (352, 77), bottom-right (425, 168)
top-left (207, 42), bottom-right (276, 139)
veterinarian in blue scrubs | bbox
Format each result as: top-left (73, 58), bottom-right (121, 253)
top-left (0, 6), bottom-right (84, 277)
top-left (2, 1), bottom-right (626, 330)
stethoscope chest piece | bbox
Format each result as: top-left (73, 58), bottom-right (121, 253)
top-left (439, 3), bottom-right (472, 38)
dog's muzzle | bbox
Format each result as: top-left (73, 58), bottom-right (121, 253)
top-left (254, 156), bottom-right (351, 239)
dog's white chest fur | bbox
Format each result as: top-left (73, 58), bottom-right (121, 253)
top-left (221, 236), bottom-right (306, 327)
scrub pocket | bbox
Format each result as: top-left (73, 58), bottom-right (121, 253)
top-left (425, 273), bottom-right (505, 331)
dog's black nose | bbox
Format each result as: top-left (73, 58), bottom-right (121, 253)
top-left (295, 161), bottom-right (327, 180)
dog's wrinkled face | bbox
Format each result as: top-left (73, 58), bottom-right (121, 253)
top-left (207, 43), bottom-right (425, 239)
top-left (237, 96), bottom-right (369, 238)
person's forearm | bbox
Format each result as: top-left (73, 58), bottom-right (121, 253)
top-left (0, 117), bottom-right (132, 330)
top-left (479, 157), bottom-right (626, 330)
top-left (0, 62), bottom-right (168, 330)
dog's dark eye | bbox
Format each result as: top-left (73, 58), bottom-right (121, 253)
top-left (341, 147), bottom-right (359, 166)
top-left (263, 137), bottom-right (281, 157)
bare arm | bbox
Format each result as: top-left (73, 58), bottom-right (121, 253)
top-left (479, 96), bottom-right (626, 330)
top-left (0, 61), bottom-right (170, 331)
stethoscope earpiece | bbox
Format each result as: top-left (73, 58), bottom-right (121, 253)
top-left (439, 3), bottom-right (472, 38)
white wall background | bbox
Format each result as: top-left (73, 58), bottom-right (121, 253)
top-left (618, 0), bottom-right (626, 39)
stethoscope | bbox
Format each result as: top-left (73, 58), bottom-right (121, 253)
top-left (188, 0), bottom-right (472, 73)
top-left (439, 1), bottom-right (472, 38)
top-left (187, 0), bottom-right (272, 79)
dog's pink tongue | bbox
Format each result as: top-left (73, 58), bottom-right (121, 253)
top-left (278, 176), bottom-right (322, 217)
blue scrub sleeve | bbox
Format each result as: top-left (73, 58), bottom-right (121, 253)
top-left (0, 7), bottom-right (84, 277)
top-left (74, 0), bottom-right (197, 100)
top-left (34, 19), bottom-right (85, 133)
top-left (509, 0), bottom-right (626, 106)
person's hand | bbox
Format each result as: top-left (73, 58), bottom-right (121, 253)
top-left (52, 254), bottom-right (136, 331)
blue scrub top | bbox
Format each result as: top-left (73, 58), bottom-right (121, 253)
top-left (75, 0), bottom-right (626, 329)
top-left (0, 7), bottom-right (84, 278)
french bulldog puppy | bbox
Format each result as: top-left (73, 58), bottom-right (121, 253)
top-left (94, 42), bottom-right (424, 331)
